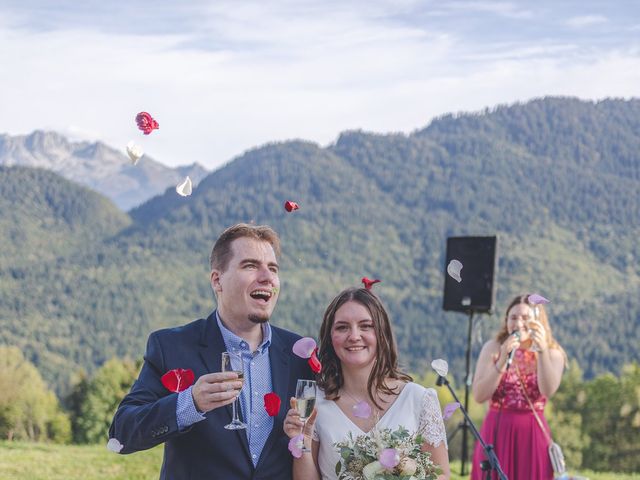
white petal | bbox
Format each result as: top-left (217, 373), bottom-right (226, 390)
top-left (176, 176), bottom-right (193, 196)
top-left (107, 438), bottom-right (124, 453)
top-left (431, 358), bottom-right (449, 377)
top-left (447, 259), bottom-right (463, 283)
top-left (126, 141), bottom-right (144, 165)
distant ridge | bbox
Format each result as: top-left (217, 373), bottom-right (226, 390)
top-left (0, 130), bottom-right (209, 210)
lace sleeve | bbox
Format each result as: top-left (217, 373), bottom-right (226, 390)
top-left (418, 388), bottom-right (448, 449)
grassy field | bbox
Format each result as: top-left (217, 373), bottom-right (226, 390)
top-left (0, 441), bottom-right (638, 479)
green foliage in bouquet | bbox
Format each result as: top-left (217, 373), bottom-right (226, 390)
top-left (334, 426), bottom-right (441, 480)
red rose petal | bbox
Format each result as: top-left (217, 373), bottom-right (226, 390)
top-left (308, 348), bottom-right (322, 373)
top-left (161, 368), bottom-right (195, 393)
top-left (135, 111), bottom-right (159, 135)
top-left (263, 392), bottom-right (282, 417)
top-left (361, 277), bottom-right (381, 290)
top-left (284, 200), bottom-right (299, 212)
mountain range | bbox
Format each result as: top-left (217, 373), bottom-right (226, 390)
top-left (0, 131), bottom-right (209, 210)
top-left (0, 96), bottom-right (638, 395)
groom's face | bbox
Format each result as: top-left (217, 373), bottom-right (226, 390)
top-left (211, 237), bottom-right (280, 325)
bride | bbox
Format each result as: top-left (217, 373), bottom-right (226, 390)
top-left (284, 287), bottom-right (450, 480)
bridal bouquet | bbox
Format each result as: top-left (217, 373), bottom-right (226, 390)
top-left (334, 426), bottom-right (441, 480)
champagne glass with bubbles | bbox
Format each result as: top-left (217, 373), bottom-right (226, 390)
top-left (528, 307), bottom-right (541, 353)
top-left (222, 351), bottom-right (246, 430)
top-left (295, 379), bottom-right (317, 452)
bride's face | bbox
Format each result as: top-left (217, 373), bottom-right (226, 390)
top-left (331, 300), bottom-right (377, 369)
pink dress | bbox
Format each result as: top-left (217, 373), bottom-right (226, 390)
top-left (471, 349), bottom-right (554, 480)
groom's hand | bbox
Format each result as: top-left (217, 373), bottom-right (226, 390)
top-left (191, 372), bottom-right (242, 413)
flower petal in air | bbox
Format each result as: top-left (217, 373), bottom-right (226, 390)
top-left (442, 402), bottom-right (461, 420)
top-left (264, 392), bottom-right (281, 417)
top-left (528, 293), bottom-right (550, 305)
top-left (106, 438), bottom-right (124, 453)
top-left (126, 141), bottom-right (144, 165)
top-left (161, 368), bottom-right (195, 393)
top-left (352, 400), bottom-right (372, 419)
top-left (292, 337), bottom-right (317, 359)
top-left (379, 448), bottom-right (400, 469)
top-left (431, 358), bottom-right (449, 377)
top-left (176, 176), bottom-right (192, 196)
top-left (361, 277), bottom-right (381, 290)
top-left (288, 433), bottom-right (304, 458)
top-left (447, 259), bottom-right (463, 283)
top-left (135, 111), bottom-right (159, 135)
top-left (284, 200), bottom-right (299, 212)
top-left (308, 348), bottom-right (322, 373)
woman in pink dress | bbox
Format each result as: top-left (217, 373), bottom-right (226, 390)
top-left (470, 294), bottom-right (566, 480)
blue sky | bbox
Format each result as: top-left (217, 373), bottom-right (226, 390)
top-left (1, 1), bottom-right (638, 169)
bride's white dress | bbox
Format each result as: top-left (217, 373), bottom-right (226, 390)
top-left (312, 382), bottom-right (448, 480)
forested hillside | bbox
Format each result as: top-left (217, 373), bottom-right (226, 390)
top-left (0, 97), bottom-right (638, 394)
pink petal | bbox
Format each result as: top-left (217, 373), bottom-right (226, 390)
top-left (288, 433), bottom-right (304, 458)
top-left (442, 402), bottom-right (460, 420)
top-left (292, 337), bottom-right (316, 359)
top-left (528, 294), bottom-right (550, 305)
top-left (379, 448), bottom-right (400, 469)
top-left (352, 401), bottom-right (372, 419)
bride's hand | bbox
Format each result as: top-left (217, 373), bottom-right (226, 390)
top-left (283, 397), bottom-right (318, 439)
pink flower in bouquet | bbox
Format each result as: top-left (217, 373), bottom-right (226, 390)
top-left (379, 448), bottom-right (400, 469)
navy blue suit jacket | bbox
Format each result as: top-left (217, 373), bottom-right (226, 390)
top-left (109, 312), bottom-right (313, 479)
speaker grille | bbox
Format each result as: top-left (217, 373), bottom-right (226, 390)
top-left (442, 236), bottom-right (497, 313)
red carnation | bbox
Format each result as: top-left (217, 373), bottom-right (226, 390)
top-left (284, 200), bottom-right (299, 212)
top-left (161, 368), bottom-right (195, 393)
top-left (308, 348), bottom-right (322, 373)
top-left (136, 111), bottom-right (159, 135)
top-left (264, 392), bottom-right (282, 417)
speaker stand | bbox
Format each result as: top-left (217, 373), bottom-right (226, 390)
top-left (446, 309), bottom-right (475, 476)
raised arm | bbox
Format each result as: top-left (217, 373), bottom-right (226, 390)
top-left (472, 338), bottom-right (517, 403)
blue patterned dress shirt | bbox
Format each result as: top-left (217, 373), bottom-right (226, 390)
top-left (176, 312), bottom-right (274, 466)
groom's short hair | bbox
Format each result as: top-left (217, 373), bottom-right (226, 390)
top-left (210, 223), bottom-right (281, 272)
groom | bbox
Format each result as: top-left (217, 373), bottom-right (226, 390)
top-left (109, 223), bottom-right (313, 479)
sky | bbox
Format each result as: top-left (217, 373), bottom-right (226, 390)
top-left (0, 0), bottom-right (639, 170)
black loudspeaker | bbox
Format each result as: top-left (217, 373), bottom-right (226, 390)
top-left (443, 236), bottom-right (497, 314)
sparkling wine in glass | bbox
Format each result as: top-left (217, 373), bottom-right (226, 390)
top-left (222, 351), bottom-right (246, 430)
top-left (528, 306), bottom-right (540, 353)
top-left (295, 379), bottom-right (317, 453)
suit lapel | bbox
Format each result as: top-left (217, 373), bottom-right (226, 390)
top-left (198, 311), bottom-right (252, 464)
top-left (256, 327), bottom-right (292, 468)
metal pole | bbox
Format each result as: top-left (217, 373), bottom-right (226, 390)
top-left (460, 310), bottom-right (474, 476)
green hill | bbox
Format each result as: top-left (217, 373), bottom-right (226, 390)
top-left (0, 97), bottom-right (638, 395)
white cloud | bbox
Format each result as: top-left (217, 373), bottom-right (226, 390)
top-left (566, 14), bottom-right (608, 28)
top-left (0, 2), bottom-right (638, 169)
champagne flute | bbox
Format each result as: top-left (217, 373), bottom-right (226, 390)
top-left (528, 306), bottom-right (540, 353)
top-left (222, 351), bottom-right (246, 430)
top-left (295, 379), bottom-right (317, 453)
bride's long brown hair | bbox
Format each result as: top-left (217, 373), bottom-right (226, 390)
top-left (316, 288), bottom-right (412, 409)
